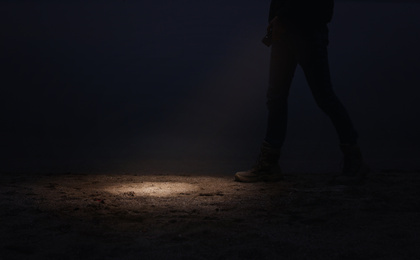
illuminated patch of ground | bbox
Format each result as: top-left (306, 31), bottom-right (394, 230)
top-left (1, 172), bottom-right (420, 259)
top-left (104, 182), bottom-right (200, 197)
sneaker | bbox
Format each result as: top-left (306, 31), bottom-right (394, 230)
top-left (234, 142), bottom-right (283, 183)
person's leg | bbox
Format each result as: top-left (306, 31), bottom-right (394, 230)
top-left (234, 24), bottom-right (297, 183)
top-left (298, 27), bottom-right (358, 145)
top-left (264, 31), bottom-right (298, 149)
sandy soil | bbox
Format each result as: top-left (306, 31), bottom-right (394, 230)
top-left (1, 170), bottom-right (420, 259)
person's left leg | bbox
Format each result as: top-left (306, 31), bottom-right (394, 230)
top-left (298, 27), bottom-right (369, 182)
top-left (298, 27), bottom-right (358, 145)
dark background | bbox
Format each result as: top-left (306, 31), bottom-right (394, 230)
top-left (1, 0), bottom-right (419, 174)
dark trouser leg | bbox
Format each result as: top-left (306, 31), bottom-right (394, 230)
top-left (264, 36), bottom-right (298, 149)
top-left (298, 28), bottom-right (358, 145)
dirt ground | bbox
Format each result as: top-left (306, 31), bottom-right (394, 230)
top-left (1, 170), bottom-right (420, 259)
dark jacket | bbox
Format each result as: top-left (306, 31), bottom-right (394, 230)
top-left (269, 0), bottom-right (334, 26)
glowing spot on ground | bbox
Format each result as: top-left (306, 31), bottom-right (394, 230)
top-left (105, 182), bottom-right (199, 197)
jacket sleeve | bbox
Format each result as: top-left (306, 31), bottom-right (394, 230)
top-left (268, 0), bottom-right (292, 23)
top-left (268, 0), bottom-right (289, 22)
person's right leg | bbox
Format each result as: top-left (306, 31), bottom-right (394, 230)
top-left (234, 24), bottom-right (297, 183)
top-left (264, 30), bottom-right (298, 149)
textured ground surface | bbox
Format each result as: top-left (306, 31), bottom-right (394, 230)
top-left (1, 170), bottom-right (420, 259)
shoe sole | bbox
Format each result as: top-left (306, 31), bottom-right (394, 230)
top-left (234, 174), bottom-right (283, 183)
top-left (331, 163), bottom-right (370, 185)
